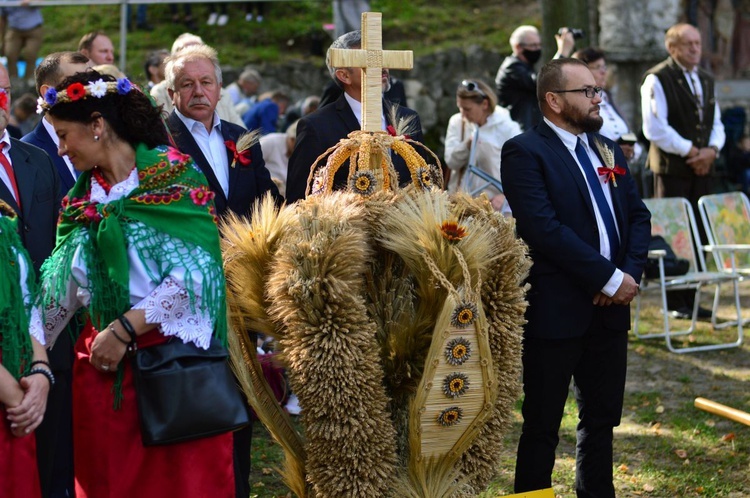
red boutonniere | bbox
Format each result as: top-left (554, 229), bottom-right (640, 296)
top-left (386, 125), bottom-right (410, 140)
top-left (593, 138), bottom-right (625, 187)
top-left (225, 140), bottom-right (252, 168)
top-left (597, 165), bottom-right (627, 185)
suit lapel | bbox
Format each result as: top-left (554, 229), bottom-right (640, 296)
top-left (539, 122), bottom-right (596, 216)
top-left (9, 140), bottom-right (38, 220)
top-left (222, 123), bottom-right (240, 205)
top-left (588, 133), bottom-right (626, 231)
top-left (335, 94), bottom-right (361, 132)
top-left (38, 122), bottom-right (76, 191)
top-left (168, 112), bottom-right (227, 203)
top-left (0, 180), bottom-right (19, 213)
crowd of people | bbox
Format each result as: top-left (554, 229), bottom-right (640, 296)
top-left (0, 7), bottom-right (736, 497)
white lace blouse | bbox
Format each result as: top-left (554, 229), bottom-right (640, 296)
top-left (29, 168), bottom-right (215, 349)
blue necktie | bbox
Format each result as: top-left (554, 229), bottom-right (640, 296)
top-left (575, 137), bottom-right (620, 259)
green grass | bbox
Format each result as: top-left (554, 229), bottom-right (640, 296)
top-left (38, 0), bottom-right (534, 85)
top-left (249, 284), bottom-right (750, 497)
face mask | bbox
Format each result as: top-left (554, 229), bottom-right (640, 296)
top-left (522, 49), bottom-right (542, 65)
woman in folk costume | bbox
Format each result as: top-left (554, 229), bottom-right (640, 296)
top-left (30, 71), bottom-right (234, 498)
top-left (0, 200), bottom-right (51, 498)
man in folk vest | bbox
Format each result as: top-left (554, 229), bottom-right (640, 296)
top-left (641, 23), bottom-right (726, 319)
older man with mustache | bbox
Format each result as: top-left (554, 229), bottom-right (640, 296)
top-left (163, 43), bottom-right (280, 498)
top-left (164, 44), bottom-right (281, 219)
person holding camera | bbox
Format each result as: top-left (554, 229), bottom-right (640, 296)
top-left (495, 25), bottom-right (577, 131)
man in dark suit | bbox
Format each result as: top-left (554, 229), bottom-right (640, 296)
top-left (165, 44), bottom-right (281, 219)
top-left (0, 62), bottom-right (68, 498)
top-left (286, 30), bottom-right (425, 203)
top-left (501, 58), bottom-right (650, 497)
top-left (23, 51), bottom-right (91, 197)
top-left (163, 43), bottom-right (279, 498)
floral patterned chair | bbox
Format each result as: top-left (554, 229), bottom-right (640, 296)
top-left (633, 197), bottom-right (744, 353)
top-left (698, 191), bottom-right (750, 278)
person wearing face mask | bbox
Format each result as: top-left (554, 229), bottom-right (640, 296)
top-left (495, 25), bottom-right (576, 131)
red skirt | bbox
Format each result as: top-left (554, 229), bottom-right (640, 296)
top-left (0, 394), bottom-right (41, 498)
top-left (73, 322), bottom-right (235, 498)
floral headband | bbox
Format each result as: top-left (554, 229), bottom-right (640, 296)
top-left (37, 78), bottom-right (134, 114)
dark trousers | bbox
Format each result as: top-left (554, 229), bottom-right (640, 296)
top-left (514, 323), bottom-right (628, 497)
top-left (233, 418), bottom-right (253, 498)
top-left (36, 332), bottom-right (75, 498)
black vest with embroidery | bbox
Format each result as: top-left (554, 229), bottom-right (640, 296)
top-left (645, 57), bottom-right (715, 176)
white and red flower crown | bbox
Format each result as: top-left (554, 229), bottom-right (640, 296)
top-left (37, 78), bottom-right (134, 114)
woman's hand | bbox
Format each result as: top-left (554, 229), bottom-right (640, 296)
top-left (6, 374), bottom-right (50, 435)
top-left (90, 324), bottom-right (129, 374)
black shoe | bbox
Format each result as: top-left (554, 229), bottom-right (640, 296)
top-left (669, 306), bottom-right (712, 320)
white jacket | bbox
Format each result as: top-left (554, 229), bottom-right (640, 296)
top-left (444, 105), bottom-right (521, 196)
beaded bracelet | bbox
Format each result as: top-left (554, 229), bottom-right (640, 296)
top-left (29, 360), bottom-right (51, 370)
top-left (109, 324), bottom-right (130, 345)
top-left (28, 368), bottom-right (56, 387)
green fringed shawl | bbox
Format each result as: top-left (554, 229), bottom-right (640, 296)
top-left (39, 144), bottom-right (227, 346)
top-left (0, 202), bottom-right (35, 380)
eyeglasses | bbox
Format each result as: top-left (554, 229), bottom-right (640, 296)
top-left (551, 86), bottom-right (603, 99)
top-left (460, 80), bottom-right (487, 100)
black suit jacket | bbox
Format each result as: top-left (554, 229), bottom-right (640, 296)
top-left (501, 120), bottom-right (651, 339)
top-left (0, 138), bottom-right (60, 272)
top-left (286, 93), bottom-right (424, 203)
top-left (22, 119), bottom-right (78, 197)
top-left (167, 112), bottom-right (282, 218)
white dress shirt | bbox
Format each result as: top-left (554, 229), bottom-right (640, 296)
top-left (344, 92), bottom-right (387, 131)
top-left (641, 64), bottom-right (725, 157)
top-left (544, 117), bottom-right (624, 297)
top-left (175, 109), bottom-right (230, 197)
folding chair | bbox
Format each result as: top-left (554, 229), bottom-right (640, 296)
top-left (698, 191), bottom-right (750, 279)
top-left (633, 197), bottom-right (744, 353)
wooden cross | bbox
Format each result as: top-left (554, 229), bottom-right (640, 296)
top-left (328, 12), bottom-right (413, 133)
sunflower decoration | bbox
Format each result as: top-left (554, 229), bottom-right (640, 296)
top-left (437, 406), bottom-right (463, 427)
top-left (303, 104), bottom-right (443, 199)
top-left (415, 166), bottom-right (432, 190)
top-left (445, 337), bottom-right (472, 366)
top-left (439, 219), bottom-right (468, 244)
top-left (451, 302), bottom-right (478, 328)
top-left (442, 372), bottom-right (469, 398)
top-left (350, 170), bottom-right (377, 196)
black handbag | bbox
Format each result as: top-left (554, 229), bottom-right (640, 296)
top-left (131, 336), bottom-right (249, 446)
top-left (644, 235), bottom-right (690, 279)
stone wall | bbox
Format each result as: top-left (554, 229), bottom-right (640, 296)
top-left (225, 46), bottom-right (504, 157)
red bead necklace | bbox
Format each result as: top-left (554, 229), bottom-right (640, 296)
top-left (92, 167), bottom-right (112, 194)
top-left (92, 165), bottom-right (136, 195)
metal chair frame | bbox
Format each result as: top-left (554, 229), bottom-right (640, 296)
top-left (633, 197), bottom-right (744, 353)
